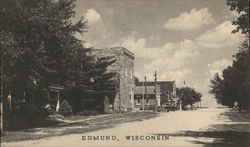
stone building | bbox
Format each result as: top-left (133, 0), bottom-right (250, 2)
top-left (92, 47), bottom-right (135, 112)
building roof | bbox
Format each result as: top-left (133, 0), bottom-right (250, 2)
top-left (91, 47), bottom-right (134, 59)
top-left (138, 81), bottom-right (175, 92)
top-left (134, 86), bottom-right (156, 95)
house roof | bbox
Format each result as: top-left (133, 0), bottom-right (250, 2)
top-left (134, 86), bottom-right (156, 95)
top-left (137, 81), bottom-right (175, 92)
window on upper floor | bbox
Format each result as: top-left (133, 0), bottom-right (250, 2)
top-left (125, 67), bottom-right (128, 77)
top-left (146, 98), bottom-right (150, 105)
top-left (130, 70), bottom-right (133, 79)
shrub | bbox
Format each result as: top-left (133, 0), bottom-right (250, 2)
top-left (59, 99), bottom-right (73, 116)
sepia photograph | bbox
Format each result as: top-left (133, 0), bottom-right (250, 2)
top-left (0, 0), bottom-right (249, 146)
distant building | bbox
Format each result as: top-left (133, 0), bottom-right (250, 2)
top-left (92, 47), bottom-right (135, 112)
top-left (133, 85), bottom-right (161, 110)
top-left (137, 81), bottom-right (178, 106)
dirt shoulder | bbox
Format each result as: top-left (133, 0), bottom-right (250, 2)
top-left (1, 111), bottom-right (159, 142)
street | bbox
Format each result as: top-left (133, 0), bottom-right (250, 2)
top-left (2, 108), bottom-right (250, 147)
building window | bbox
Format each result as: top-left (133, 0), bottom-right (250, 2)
top-left (125, 67), bottom-right (128, 77)
top-left (130, 70), bottom-right (133, 79)
top-left (146, 98), bottom-right (150, 105)
top-left (136, 99), bottom-right (141, 105)
top-left (130, 89), bottom-right (134, 102)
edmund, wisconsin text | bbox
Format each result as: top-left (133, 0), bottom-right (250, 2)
top-left (82, 135), bottom-right (170, 141)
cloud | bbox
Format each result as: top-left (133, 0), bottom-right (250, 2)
top-left (134, 69), bottom-right (192, 87)
top-left (112, 32), bottom-right (200, 85)
top-left (143, 40), bottom-right (200, 71)
top-left (196, 21), bottom-right (244, 49)
top-left (163, 8), bottom-right (213, 31)
top-left (81, 9), bottom-right (109, 48)
top-left (207, 58), bottom-right (232, 76)
top-left (112, 32), bottom-right (199, 62)
top-left (84, 9), bottom-right (101, 24)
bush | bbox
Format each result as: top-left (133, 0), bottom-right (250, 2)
top-left (59, 99), bottom-right (73, 116)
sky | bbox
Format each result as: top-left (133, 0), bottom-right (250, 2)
top-left (73, 0), bottom-right (245, 107)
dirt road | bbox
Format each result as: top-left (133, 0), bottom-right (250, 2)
top-left (2, 108), bottom-right (247, 147)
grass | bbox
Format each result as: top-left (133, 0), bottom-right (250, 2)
top-left (1, 111), bottom-right (159, 142)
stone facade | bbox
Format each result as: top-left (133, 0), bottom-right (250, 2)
top-left (92, 47), bottom-right (135, 112)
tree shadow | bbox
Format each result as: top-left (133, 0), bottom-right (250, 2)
top-left (154, 127), bottom-right (250, 146)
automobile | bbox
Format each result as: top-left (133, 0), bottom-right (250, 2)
top-left (155, 105), bottom-right (167, 112)
top-left (155, 103), bottom-right (177, 112)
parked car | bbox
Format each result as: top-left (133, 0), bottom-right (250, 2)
top-left (155, 103), bottom-right (177, 112)
top-left (155, 104), bottom-right (167, 112)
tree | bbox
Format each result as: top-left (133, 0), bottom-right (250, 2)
top-left (209, 0), bottom-right (249, 110)
top-left (1, 0), bottom-right (88, 103)
top-left (210, 41), bottom-right (250, 109)
top-left (89, 56), bottom-right (117, 111)
top-left (1, 0), bottom-right (119, 112)
top-left (1, 0), bottom-right (120, 130)
top-left (209, 73), bottom-right (224, 105)
top-left (226, 0), bottom-right (249, 35)
top-left (66, 56), bottom-right (117, 113)
top-left (176, 87), bottom-right (202, 109)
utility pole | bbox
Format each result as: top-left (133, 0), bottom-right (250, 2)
top-left (154, 70), bottom-right (159, 106)
top-left (142, 76), bottom-right (145, 111)
top-left (154, 70), bottom-right (157, 82)
top-left (1, 39), bottom-right (4, 134)
top-left (144, 76), bottom-right (147, 105)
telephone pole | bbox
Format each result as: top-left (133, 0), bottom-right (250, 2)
top-left (142, 76), bottom-right (145, 111)
top-left (1, 40), bottom-right (4, 134)
top-left (154, 70), bottom-right (159, 106)
top-left (154, 70), bottom-right (157, 82)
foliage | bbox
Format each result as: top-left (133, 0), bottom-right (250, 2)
top-left (66, 56), bottom-right (117, 113)
top-left (226, 0), bottom-right (249, 35)
top-left (210, 41), bottom-right (250, 109)
top-left (3, 101), bottom-right (50, 130)
top-left (210, 0), bottom-right (249, 110)
top-left (1, 0), bottom-right (88, 103)
top-left (176, 87), bottom-right (202, 108)
top-left (0, 0), bottom-right (117, 130)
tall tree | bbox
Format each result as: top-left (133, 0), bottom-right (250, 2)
top-left (210, 41), bottom-right (249, 109)
top-left (66, 56), bottom-right (117, 113)
top-left (1, 0), bottom-right (88, 103)
top-left (210, 0), bottom-right (249, 110)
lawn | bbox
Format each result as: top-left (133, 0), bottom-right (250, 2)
top-left (1, 111), bottom-right (159, 142)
